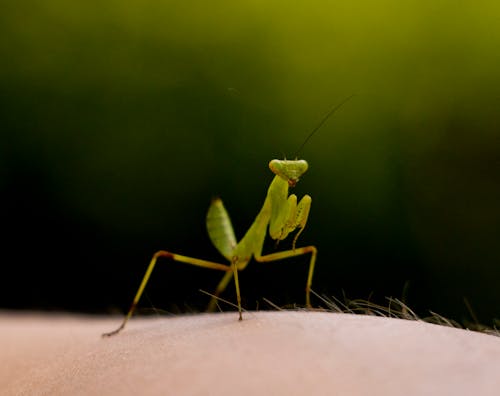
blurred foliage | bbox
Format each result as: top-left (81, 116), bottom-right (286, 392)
top-left (1, 0), bottom-right (499, 324)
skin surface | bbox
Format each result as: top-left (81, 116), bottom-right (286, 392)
top-left (1, 310), bottom-right (500, 396)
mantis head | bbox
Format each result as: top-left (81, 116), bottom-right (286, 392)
top-left (269, 159), bottom-right (309, 187)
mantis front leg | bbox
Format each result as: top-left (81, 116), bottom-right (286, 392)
top-left (270, 193), bottom-right (312, 250)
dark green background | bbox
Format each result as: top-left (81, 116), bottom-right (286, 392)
top-left (2, 1), bottom-right (499, 325)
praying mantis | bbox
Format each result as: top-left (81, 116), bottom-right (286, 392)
top-left (103, 97), bottom-right (352, 337)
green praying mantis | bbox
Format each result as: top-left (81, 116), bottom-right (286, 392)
top-left (103, 97), bottom-right (352, 337)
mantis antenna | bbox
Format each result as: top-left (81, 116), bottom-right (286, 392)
top-left (293, 94), bottom-right (355, 158)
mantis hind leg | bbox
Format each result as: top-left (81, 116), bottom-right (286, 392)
top-left (102, 250), bottom-right (232, 337)
top-left (207, 258), bottom-right (246, 320)
top-left (206, 270), bottom-right (234, 312)
top-left (254, 245), bottom-right (317, 308)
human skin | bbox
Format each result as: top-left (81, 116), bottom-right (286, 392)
top-left (1, 311), bottom-right (499, 396)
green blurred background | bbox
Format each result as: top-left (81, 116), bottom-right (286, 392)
top-left (1, 1), bottom-right (499, 325)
